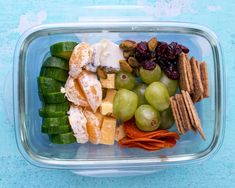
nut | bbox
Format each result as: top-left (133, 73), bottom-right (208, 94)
top-left (119, 59), bottom-right (133, 73)
top-left (148, 37), bottom-right (158, 52)
top-left (119, 40), bottom-right (137, 51)
top-left (123, 50), bottom-right (134, 59)
top-left (97, 67), bottom-right (107, 79)
top-left (128, 57), bottom-right (140, 68)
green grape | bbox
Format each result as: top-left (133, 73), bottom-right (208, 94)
top-left (132, 84), bottom-right (148, 106)
top-left (115, 71), bottom-right (136, 90)
top-left (159, 107), bottom-right (174, 130)
top-left (160, 73), bottom-right (178, 96)
top-left (135, 105), bottom-right (161, 132)
top-left (139, 64), bottom-right (162, 84)
top-left (145, 82), bottom-right (170, 112)
top-left (113, 89), bottom-right (138, 122)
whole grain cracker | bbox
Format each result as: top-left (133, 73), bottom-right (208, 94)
top-left (190, 57), bottom-right (204, 103)
top-left (178, 53), bottom-right (191, 93)
top-left (175, 94), bottom-right (190, 132)
top-left (200, 62), bottom-right (210, 98)
top-left (184, 91), bottom-right (206, 140)
top-left (185, 54), bottom-right (194, 94)
top-left (196, 62), bottom-right (204, 102)
top-left (181, 90), bottom-right (195, 131)
top-left (170, 97), bottom-right (184, 134)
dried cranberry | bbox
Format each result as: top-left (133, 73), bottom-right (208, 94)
top-left (156, 57), bottom-right (167, 70)
top-left (137, 42), bottom-right (148, 53)
top-left (166, 45), bottom-right (176, 60)
top-left (156, 42), bottom-right (168, 57)
top-left (135, 41), bottom-right (150, 61)
top-left (154, 41), bottom-right (189, 80)
top-left (143, 60), bottom-right (156, 70)
top-left (169, 42), bottom-right (189, 55)
top-left (164, 68), bottom-right (179, 80)
top-left (180, 45), bottom-right (189, 53)
top-left (150, 51), bottom-right (156, 58)
top-left (164, 64), bottom-right (180, 80)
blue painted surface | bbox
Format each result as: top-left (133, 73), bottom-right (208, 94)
top-left (0, 0), bottom-right (234, 187)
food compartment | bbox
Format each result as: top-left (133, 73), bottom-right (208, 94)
top-left (22, 31), bottom-right (215, 159)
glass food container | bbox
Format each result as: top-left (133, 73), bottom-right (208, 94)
top-left (13, 22), bottom-right (225, 177)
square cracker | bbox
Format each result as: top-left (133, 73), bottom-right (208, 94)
top-left (196, 62), bottom-right (204, 102)
top-left (190, 57), bottom-right (204, 103)
top-left (175, 94), bottom-right (191, 132)
top-left (170, 97), bottom-right (185, 134)
top-left (183, 90), bottom-right (206, 140)
top-left (185, 54), bottom-right (194, 94)
top-left (200, 62), bottom-right (210, 98)
top-left (181, 90), bottom-right (195, 131)
top-left (178, 53), bottom-right (191, 93)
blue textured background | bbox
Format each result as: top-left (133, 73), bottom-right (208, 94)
top-left (0, 0), bottom-right (234, 187)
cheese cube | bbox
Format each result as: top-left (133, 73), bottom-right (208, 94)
top-left (100, 74), bottom-right (115, 89)
top-left (100, 89), bottom-right (116, 116)
top-left (115, 125), bottom-right (126, 141)
top-left (100, 117), bottom-right (116, 145)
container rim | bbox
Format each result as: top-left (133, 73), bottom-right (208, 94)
top-left (13, 21), bottom-right (225, 170)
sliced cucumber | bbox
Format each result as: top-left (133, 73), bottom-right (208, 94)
top-left (50, 41), bottom-right (77, 60)
top-left (40, 92), bottom-right (66, 104)
top-left (40, 67), bottom-right (68, 83)
top-left (43, 116), bottom-right (69, 126)
top-left (41, 124), bottom-right (71, 134)
top-left (42, 56), bottom-right (69, 71)
top-left (38, 77), bottom-right (62, 95)
top-left (50, 132), bottom-right (76, 144)
top-left (39, 110), bottom-right (66, 118)
top-left (39, 102), bottom-right (69, 117)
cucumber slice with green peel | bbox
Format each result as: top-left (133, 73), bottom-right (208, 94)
top-left (41, 124), bottom-right (71, 134)
top-left (40, 92), bottom-right (66, 103)
top-left (40, 67), bottom-right (68, 83)
top-left (50, 132), bottom-right (76, 144)
top-left (39, 109), bottom-right (67, 118)
top-left (43, 116), bottom-right (69, 126)
top-left (38, 77), bottom-right (62, 94)
top-left (50, 41), bottom-right (77, 60)
top-left (42, 56), bottom-right (69, 71)
top-left (39, 102), bottom-right (69, 117)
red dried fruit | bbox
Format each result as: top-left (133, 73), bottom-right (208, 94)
top-left (136, 41), bottom-right (148, 54)
top-left (169, 42), bottom-right (189, 55)
top-left (164, 68), bottom-right (180, 80)
top-left (128, 38), bottom-right (189, 80)
top-left (162, 63), bottom-right (179, 80)
top-left (156, 42), bottom-right (168, 57)
top-left (143, 60), bottom-right (156, 70)
top-left (135, 41), bottom-right (150, 61)
top-left (155, 41), bottom-right (189, 80)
